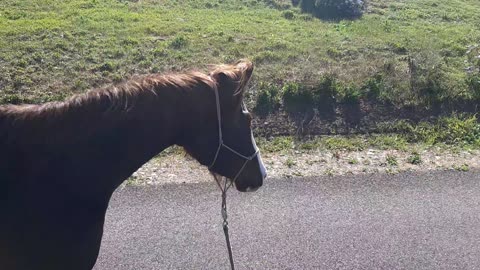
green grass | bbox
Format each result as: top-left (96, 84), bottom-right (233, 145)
top-left (386, 154), bottom-right (398, 166)
top-left (454, 163), bottom-right (470, 172)
top-left (1, 0), bottom-right (479, 108)
top-left (347, 157), bottom-right (359, 164)
top-left (407, 151), bottom-right (422, 165)
top-left (257, 136), bottom-right (295, 152)
top-left (383, 114), bottom-right (480, 146)
top-left (257, 114), bottom-right (480, 152)
top-left (285, 158), bottom-right (296, 168)
top-left (257, 134), bottom-right (407, 153)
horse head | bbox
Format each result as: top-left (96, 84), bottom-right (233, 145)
top-left (182, 60), bottom-right (267, 192)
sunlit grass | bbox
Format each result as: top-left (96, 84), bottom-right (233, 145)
top-left (0, 0), bottom-right (478, 106)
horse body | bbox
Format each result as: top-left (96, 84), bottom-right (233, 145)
top-left (0, 80), bottom-right (187, 269)
top-left (0, 60), bottom-right (266, 270)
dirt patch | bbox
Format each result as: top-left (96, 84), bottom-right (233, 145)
top-left (126, 146), bottom-right (480, 186)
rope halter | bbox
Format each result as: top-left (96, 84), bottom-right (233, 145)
top-left (208, 84), bottom-right (260, 188)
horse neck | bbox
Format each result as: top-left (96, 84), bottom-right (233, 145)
top-left (65, 84), bottom-right (198, 189)
top-left (1, 80), bottom-right (214, 193)
top-left (75, 82), bottom-right (215, 190)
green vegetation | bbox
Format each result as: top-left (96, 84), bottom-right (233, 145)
top-left (254, 82), bottom-right (282, 115)
top-left (347, 157), bottom-right (359, 165)
top-left (382, 114), bottom-right (480, 146)
top-left (125, 175), bottom-right (138, 186)
top-left (322, 136), bottom-right (365, 151)
top-left (454, 163), bottom-right (470, 172)
top-left (257, 114), bottom-right (480, 152)
top-left (0, 0), bottom-right (478, 107)
top-left (257, 136), bottom-right (294, 152)
top-left (1, 0), bottom-right (480, 145)
top-left (282, 82), bottom-right (313, 113)
top-left (407, 151), bottom-right (422, 165)
top-left (368, 135), bottom-right (407, 150)
top-left (294, 0), bottom-right (365, 20)
top-left (386, 154), bottom-right (398, 166)
top-left (285, 157), bottom-right (296, 167)
top-left (325, 168), bottom-right (335, 176)
top-left (277, 75), bottom-right (338, 114)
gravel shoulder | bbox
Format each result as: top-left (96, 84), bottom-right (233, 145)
top-left (127, 146), bottom-right (480, 186)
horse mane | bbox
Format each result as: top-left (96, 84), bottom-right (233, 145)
top-left (0, 72), bottom-right (217, 147)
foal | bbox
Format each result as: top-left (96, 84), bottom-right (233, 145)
top-left (0, 60), bottom-right (266, 270)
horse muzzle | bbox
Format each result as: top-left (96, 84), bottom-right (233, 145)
top-left (234, 154), bottom-right (267, 192)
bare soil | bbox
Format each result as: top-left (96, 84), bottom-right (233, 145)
top-left (126, 146), bottom-right (480, 186)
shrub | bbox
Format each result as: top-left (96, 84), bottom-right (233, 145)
top-left (309, 74), bottom-right (338, 118)
top-left (312, 74), bottom-right (337, 105)
top-left (264, 0), bottom-right (292, 10)
top-left (282, 10), bottom-right (295, 20)
top-left (254, 82), bottom-right (282, 115)
top-left (282, 82), bottom-right (314, 113)
top-left (295, 0), bottom-right (365, 20)
top-left (298, 0), bottom-right (315, 14)
top-left (407, 53), bottom-right (450, 106)
top-left (465, 45), bottom-right (480, 100)
top-left (98, 62), bottom-right (116, 72)
top-left (340, 85), bottom-right (362, 105)
top-left (468, 74), bottom-right (480, 100)
top-left (168, 36), bottom-right (188, 49)
top-left (362, 74), bottom-right (384, 101)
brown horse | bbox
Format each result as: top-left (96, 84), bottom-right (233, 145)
top-left (0, 60), bottom-right (266, 270)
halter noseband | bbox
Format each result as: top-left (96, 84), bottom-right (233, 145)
top-left (208, 85), bottom-right (260, 184)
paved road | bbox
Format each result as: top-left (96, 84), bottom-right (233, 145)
top-left (93, 170), bottom-right (480, 270)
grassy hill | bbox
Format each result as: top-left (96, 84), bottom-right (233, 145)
top-left (1, 0), bottom-right (479, 135)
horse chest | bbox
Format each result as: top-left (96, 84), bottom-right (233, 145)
top-left (2, 192), bottom-right (107, 270)
top-left (2, 167), bottom-right (110, 270)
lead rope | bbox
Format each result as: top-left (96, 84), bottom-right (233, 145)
top-left (209, 79), bottom-right (259, 270)
top-left (214, 174), bottom-right (235, 270)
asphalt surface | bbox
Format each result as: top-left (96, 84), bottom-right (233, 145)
top-left (93, 170), bottom-right (480, 270)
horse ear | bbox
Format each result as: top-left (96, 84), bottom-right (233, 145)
top-left (211, 70), bottom-right (234, 91)
top-left (210, 60), bottom-right (254, 99)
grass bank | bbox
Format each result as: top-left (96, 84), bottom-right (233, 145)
top-left (1, 0), bottom-right (479, 138)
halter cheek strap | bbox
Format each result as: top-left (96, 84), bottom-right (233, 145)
top-left (208, 85), bottom-right (260, 184)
